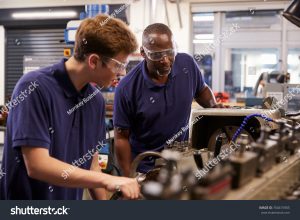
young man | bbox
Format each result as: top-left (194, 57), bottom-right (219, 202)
top-left (114, 23), bottom-right (222, 176)
top-left (0, 15), bottom-right (140, 200)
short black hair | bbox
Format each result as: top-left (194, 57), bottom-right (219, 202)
top-left (142, 23), bottom-right (172, 46)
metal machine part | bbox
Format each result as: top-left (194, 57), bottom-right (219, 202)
top-left (129, 109), bottom-right (300, 200)
top-left (268, 119), bottom-right (291, 163)
top-left (214, 133), bottom-right (227, 157)
top-left (251, 127), bottom-right (277, 176)
top-left (141, 150), bottom-right (194, 200)
top-left (193, 148), bottom-right (214, 169)
top-left (224, 153), bottom-right (300, 200)
top-left (190, 108), bottom-right (281, 152)
top-left (264, 83), bottom-right (300, 112)
top-left (164, 141), bottom-right (199, 172)
top-left (229, 134), bottom-right (258, 188)
top-left (165, 141), bottom-right (189, 152)
top-left (129, 151), bottom-right (164, 178)
top-left (139, 147), bottom-right (233, 200)
top-left (136, 137), bottom-right (300, 199)
top-left (191, 162), bottom-right (232, 200)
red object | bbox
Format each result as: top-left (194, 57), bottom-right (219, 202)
top-left (214, 92), bottom-right (229, 103)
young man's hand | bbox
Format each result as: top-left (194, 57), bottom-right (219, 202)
top-left (104, 176), bottom-right (140, 199)
top-left (21, 147), bottom-right (140, 200)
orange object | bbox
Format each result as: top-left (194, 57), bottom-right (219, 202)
top-left (214, 92), bottom-right (230, 103)
top-left (64, 48), bottom-right (72, 57)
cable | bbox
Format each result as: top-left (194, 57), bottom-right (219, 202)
top-left (231, 113), bottom-right (274, 142)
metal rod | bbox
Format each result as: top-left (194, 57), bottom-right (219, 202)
top-left (164, 0), bottom-right (170, 26)
top-left (176, 0), bottom-right (182, 28)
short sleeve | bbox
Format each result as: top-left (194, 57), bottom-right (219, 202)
top-left (10, 80), bottom-right (51, 149)
top-left (192, 58), bottom-right (206, 99)
top-left (113, 87), bottom-right (132, 129)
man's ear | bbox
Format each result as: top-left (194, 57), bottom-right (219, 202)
top-left (140, 46), bottom-right (146, 59)
top-left (88, 54), bottom-right (100, 70)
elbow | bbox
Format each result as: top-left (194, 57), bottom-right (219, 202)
top-left (21, 147), bottom-right (51, 180)
top-left (26, 167), bottom-right (38, 179)
top-left (25, 163), bottom-right (41, 179)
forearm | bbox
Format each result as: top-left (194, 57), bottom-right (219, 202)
top-left (24, 153), bottom-right (112, 189)
top-left (88, 153), bottom-right (108, 200)
top-left (88, 188), bottom-right (107, 200)
top-left (22, 147), bottom-right (140, 199)
top-left (115, 139), bottom-right (132, 177)
top-left (195, 86), bottom-right (217, 108)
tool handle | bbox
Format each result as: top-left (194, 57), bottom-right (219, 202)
top-left (109, 191), bottom-right (123, 200)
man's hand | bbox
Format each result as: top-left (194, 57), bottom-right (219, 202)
top-left (211, 103), bottom-right (229, 108)
top-left (104, 176), bottom-right (140, 199)
top-left (21, 147), bottom-right (139, 200)
top-left (195, 86), bottom-right (229, 108)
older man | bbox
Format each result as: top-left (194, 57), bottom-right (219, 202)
top-left (114, 23), bottom-right (220, 176)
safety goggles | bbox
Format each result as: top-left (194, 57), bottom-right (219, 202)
top-left (103, 56), bottom-right (128, 74)
top-left (142, 46), bottom-right (177, 61)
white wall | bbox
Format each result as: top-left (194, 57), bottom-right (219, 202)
top-left (129, 0), bottom-right (191, 53)
top-left (167, 1), bottom-right (191, 53)
top-left (0, 25), bottom-right (4, 144)
top-left (0, 0), bottom-right (192, 53)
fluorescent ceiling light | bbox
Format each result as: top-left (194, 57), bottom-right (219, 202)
top-left (193, 39), bottom-right (214, 44)
top-left (193, 15), bottom-right (214, 22)
top-left (12, 11), bottom-right (77, 19)
top-left (195, 34), bottom-right (214, 40)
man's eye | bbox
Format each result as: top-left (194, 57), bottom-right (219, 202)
top-left (115, 64), bottom-right (122, 69)
top-left (166, 50), bottom-right (174, 56)
top-left (152, 52), bottom-right (161, 57)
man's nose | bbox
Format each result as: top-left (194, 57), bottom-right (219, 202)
top-left (160, 55), bottom-right (171, 64)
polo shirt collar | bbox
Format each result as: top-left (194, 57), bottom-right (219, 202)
top-left (52, 58), bottom-right (89, 99)
top-left (141, 59), bottom-right (178, 89)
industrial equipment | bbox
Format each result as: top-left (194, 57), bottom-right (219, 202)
top-left (126, 107), bottom-right (300, 200)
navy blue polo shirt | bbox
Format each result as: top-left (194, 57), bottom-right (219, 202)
top-left (113, 53), bottom-right (205, 173)
top-left (0, 59), bottom-right (106, 200)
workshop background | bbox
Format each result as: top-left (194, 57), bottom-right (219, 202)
top-left (0, 0), bottom-right (300, 200)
